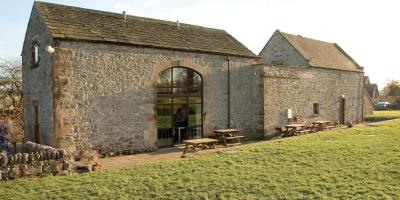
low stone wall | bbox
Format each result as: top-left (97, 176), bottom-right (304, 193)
top-left (0, 142), bottom-right (69, 180)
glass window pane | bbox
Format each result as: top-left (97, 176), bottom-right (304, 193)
top-left (172, 97), bottom-right (187, 127)
top-left (157, 88), bottom-right (172, 96)
top-left (157, 97), bottom-right (172, 105)
top-left (172, 87), bottom-right (187, 95)
top-left (157, 128), bottom-right (173, 147)
top-left (173, 97), bottom-right (186, 104)
top-left (157, 68), bottom-right (172, 88)
top-left (188, 97), bottom-right (201, 104)
top-left (173, 68), bottom-right (187, 87)
top-left (187, 127), bottom-right (202, 139)
top-left (188, 104), bottom-right (202, 126)
top-left (184, 69), bottom-right (201, 87)
top-left (188, 87), bottom-right (201, 96)
top-left (157, 104), bottom-right (172, 128)
top-left (33, 44), bottom-right (39, 64)
top-left (193, 72), bottom-right (201, 87)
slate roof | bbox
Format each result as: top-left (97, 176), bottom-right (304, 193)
top-left (34, 1), bottom-right (257, 58)
top-left (365, 83), bottom-right (379, 98)
top-left (279, 31), bottom-right (362, 72)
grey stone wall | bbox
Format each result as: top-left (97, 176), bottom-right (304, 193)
top-left (363, 90), bottom-right (374, 116)
top-left (52, 41), bottom-right (257, 153)
top-left (229, 64), bottom-right (265, 139)
top-left (21, 7), bottom-right (54, 146)
top-left (263, 65), bottom-right (364, 138)
top-left (259, 31), bottom-right (307, 66)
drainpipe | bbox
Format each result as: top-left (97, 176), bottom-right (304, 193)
top-left (226, 56), bottom-right (231, 128)
top-left (361, 77), bottom-right (364, 123)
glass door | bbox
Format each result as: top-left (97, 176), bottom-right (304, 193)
top-left (156, 67), bottom-right (203, 147)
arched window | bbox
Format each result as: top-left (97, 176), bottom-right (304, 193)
top-left (156, 67), bottom-right (203, 147)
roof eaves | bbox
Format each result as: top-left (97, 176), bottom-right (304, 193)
top-left (223, 31), bottom-right (257, 58)
top-left (54, 37), bottom-right (260, 59)
top-left (333, 43), bottom-right (363, 70)
top-left (309, 65), bottom-right (364, 73)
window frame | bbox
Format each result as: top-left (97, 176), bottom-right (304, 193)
top-left (31, 41), bottom-right (40, 68)
top-left (313, 103), bottom-right (320, 115)
top-left (156, 67), bottom-right (204, 147)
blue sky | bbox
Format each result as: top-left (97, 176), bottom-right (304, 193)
top-left (1, 0), bottom-right (399, 87)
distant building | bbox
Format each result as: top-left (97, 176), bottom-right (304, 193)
top-left (388, 86), bottom-right (400, 96)
top-left (364, 76), bottom-right (379, 100)
top-left (363, 76), bottom-right (379, 115)
top-left (22, 2), bottom-right (365, 154)
top-left (386, 86), bottom-right (400, 104)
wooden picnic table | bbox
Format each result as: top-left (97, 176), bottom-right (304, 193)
top-left (181, 138), bottom-right (218, 158)
top-left (311, 121), bottom-right (332, 132)
top-left (214, 129), bottom-right (244, 147)
top-left (284, 124), bottom-right (307, 136)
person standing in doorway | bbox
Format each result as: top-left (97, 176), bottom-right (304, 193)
top-left (174, 108), bottom-right (187, 143)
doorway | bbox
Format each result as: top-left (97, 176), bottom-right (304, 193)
top-left (339, 98), bottom-right (345, 124)
top-left (156, 67), bottom-right (203, 147)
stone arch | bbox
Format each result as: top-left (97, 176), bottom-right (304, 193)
top-left (152, 62), bottom-right (205, 147)
top-left (148, 59), bottom-right (207, 84)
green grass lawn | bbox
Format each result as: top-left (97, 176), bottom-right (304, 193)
top-left (364, 110), bottom-right (400, 122)
top-left (1, 120), bottom-right (400, 199)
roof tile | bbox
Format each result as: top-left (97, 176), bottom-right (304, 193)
top-left (280, 31), bottom-right (362, 72)
top-left (35, 2), bottom-right (257, 58)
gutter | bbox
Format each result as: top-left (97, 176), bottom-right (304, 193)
top-left (54, 37), bottom-right (260, 59)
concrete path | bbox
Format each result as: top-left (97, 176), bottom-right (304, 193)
top-left (363, 117), bottom-right (400, 126)
top-left (100, 144), bottom-right (244, 170)
top-left (100, 119), bottom-right (400, 170)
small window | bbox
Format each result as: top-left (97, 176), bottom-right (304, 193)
top-left (313, 103), bottom-right (320, 115)
top-left (32, 42), bottom-right (39, 67)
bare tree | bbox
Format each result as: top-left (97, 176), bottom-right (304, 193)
top-left (0, 59), bottom-right (23, 143)
top-left (382, 79), bottom-right (400, 96)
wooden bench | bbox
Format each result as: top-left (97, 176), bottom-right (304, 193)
top-left (214, 129), bottom-right (244, 147)
top-left (181, 138), bottom-right (218, 158)
top-left (225, 136), bottom-right (245, 140)
top-left (296, 130), bottom-right (310, 134)
top-left (326, 126), bottom-right (335, 130)
top-left (275, 127), bottom-right (287, 137)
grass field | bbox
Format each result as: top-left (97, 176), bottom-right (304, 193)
top-left (364, 110), bottom-right (400, 122)
top-left (1, 120), bottom-right (400, 199)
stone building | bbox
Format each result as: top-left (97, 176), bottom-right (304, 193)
top-left (258, 30), bottom-right (365, 136)
top-left (363, 76), bottom-right (379, 115)
top-left (386, 86), bottom-right (400, 104)
top-left (364, 76), bottom-right (379, 100)
top-left (22, 2), bottom-right (365, 154)
top-left (22, 2), bottom-right (260, 153)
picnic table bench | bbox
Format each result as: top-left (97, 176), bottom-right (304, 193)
top-left (311, 120), bottom-right (332, 132)
top-left (214, 129), bottom-right (244, 147)
top-left (284, 124), bottom-right (310, 137)
top-left (181, 138), bottom-right (218, 158)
